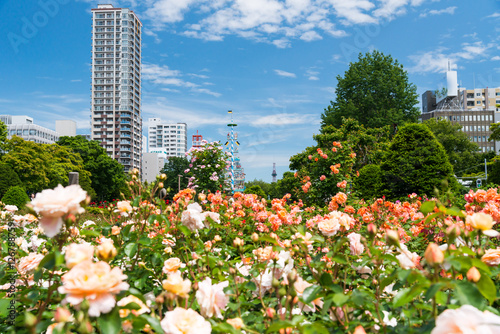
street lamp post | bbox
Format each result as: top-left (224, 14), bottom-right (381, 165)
top-left (178, 174), bottom-right (182, 193)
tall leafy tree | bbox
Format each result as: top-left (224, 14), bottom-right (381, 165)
top-left (2, 136), bottom-right (93, 196)
top-left (381, 123), bottom-right (458, 199)
top-left (160, 156), bottom-right (190, 198)
top-left (0, 120), bottom-right (7, 151)
top-left (0, 162), bottom-right (23, 198)
top-left (57, 135), bottom-right (127, 201)
top-left (321, 50), bottom-right (419, 130)
top-left (423, 118), bottom-right (480, 176)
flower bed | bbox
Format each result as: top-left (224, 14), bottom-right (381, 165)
top-left (1, 172), bottom-right (500, 333)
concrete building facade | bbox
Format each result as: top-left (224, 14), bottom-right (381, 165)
top-left (90, 4), bottom-right (142, 172)
top-left (55, 120), bottom-right (77, 137)
top-left (147, 118), bottom-right (187, 158)
top-left (1, 115), bottom-right (59, 144)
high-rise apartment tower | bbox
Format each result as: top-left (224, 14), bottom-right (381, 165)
top-left (90, 4), bottom-right (142, 172)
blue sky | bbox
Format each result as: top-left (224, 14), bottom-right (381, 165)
top-left (1, 0), bottom-right (499, 182)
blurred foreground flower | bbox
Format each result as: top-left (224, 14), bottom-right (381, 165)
top-left (30, 184), bottom-right (87, 237)
top-left (431, 305), bottom-right (500, 334)
top-left (161, 307), bottom-right (211, 334)
top-left (58, 261), bottom-right (129, 317)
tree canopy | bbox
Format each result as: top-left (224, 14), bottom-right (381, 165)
top-left (57, 135), bottom-right (127, 201)
top-left (423, 118), bottom-right (481, 176)
top-left (321, 50), bottom-right (419, 130)
top-left (2, 136), bottom-right (93, 196)
top-left (380, 123), bottom-right (458, 199)
top-left (160, 156), bottom-right (190, 198)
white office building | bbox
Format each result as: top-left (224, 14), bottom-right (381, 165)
top-left (148, 118), bottom-right (187, 158)
top-left (55, 120), bottom-right (77, 137)
top-left (1, 115), bottom-right (59, 144)
top-left (90, 4), bottom-right (142, 172)
top-left (142, 152), bottom-right (165, 183)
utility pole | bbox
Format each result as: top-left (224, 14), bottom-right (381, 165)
top-left (485, 158), bottom-right (488, 183)
top-left (178, 174), bottom-right (182, 193)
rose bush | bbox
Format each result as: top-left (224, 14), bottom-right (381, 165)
top-left (0, 167), bottom-right (499, 333)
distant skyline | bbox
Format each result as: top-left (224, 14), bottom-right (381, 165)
top-left (1, 0), bottom-right (500, 182)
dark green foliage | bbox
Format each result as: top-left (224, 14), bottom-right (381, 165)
top-left (2, 186), bottom-right (30, 209)
top-left (487, 160), bottom-right (500, 186)
top-left (274, 171), bottom-right (301, 202)
top-left (0, 120), bottom-right (7, 151)
top-left (380, 123), bottom-right (458, 199)
top-left (321, 50), bottom-right (419, 130)
top-left (244, 179), bottom-right (278, 199)
top-left (160, 156), bottom-right (190, 199)
top-left (423, 118), bottom-right (480, 176)
top-left (243, 185), bottom-right (266, 198)
top-left (57, 136), bottom-right (127, 202)
top-left (355, 164), bottom-right (383, 200)
top-left (0, 163), bottom-right (23, 198)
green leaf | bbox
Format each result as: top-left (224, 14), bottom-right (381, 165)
top-left (80, 229), bottom-right (100, 237)
top-left (454, 281), bottom-right (485, 308)
top-left (424, 283), bottom-right (444, 301)
top-left (141, 315), bottom-right (164, 334)
top-left (393, 284), bottom-right (425, 308)
top-left (124, 243), bottom-right (138, 258)
top-left (178, 225), bottom-right (192, 237)
top-left (266, 320), bottom-right (293, 333)
top-left (301, 323), bottom-right (329, 334)
top-left (477, 275), bottom-right (497, 305)
top-left (39, 252), bottom-right (56, 270)
top-left (332, 292), bottom-right (350, 306)
top-left (259, 235), bottom-right (279, 245)
top-left (97, 308), bottom-right (121, 334)
top-left (212, 322), bottom-right (240, 334)
top-left (138, 237), bottom-right (152, 246)
top-left (420, 201), bottom-right (436, 214)
top-left (301, 285), bottom-right (322, 304)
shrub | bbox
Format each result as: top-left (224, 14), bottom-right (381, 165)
top-left (0, 163), bottom-right (23, 198)
top-left (355, 164), bottom-right (383, 200)
top-left (381, 123), bottom-right (458, 200)
top-left (243, 185), bottom-right (266, 198)
top-left (2, 185), bottom-right (30, 209)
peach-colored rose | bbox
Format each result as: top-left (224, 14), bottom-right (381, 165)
top-left (115, 201), bottom-right (133, 217)
top-left (30, 184), bottom-right (87, 237)
top-left (467, 267), bottom-right (481, 282)
top-left (292, 232), bottom-right (314, 251)
top-left (4, 205), bottom-right (18, 212)
top-left (96, 239), bottom-right (117, 261)
top-left (162, 271), bottom-right (191, 298)
top-left (111, 226), bottom-right (121, 235)
top-left (17, 253), bottom-right (44, 276)
top-left (227, 317), bottom-right (244, 329)
top-left (161, 308), bottom-right (211, 334)
top-left (65, 243), bottom-right (94, 269)
top-left (58, 261), bottom-right (129, 317)
top-left (431, 305), bottom-right (500, 334)
top-left (424, 243), bottom-right (444, 265)
top-left (353, 325), bottom-right (367, 334)
top-left (117, 295), bottom-right (150, 317)
top-left (347, 232), bottom-right (364, 255)
top-left (162, 257), bottom-right (185, 274)
top-left (318, 217), bottom-right (340, 237)
top-left (482, 248), bottom-right (500, 266)
top-left (474, 189), bottom-right (487, 203)
top-left (253, 246), bottom-right (276, 262)
top-left (201, 211), bottom-right (220, 226)
top-left (396, 244), bottom-right (420, 269)
top-left (196, 277), bottom-right (229, 319)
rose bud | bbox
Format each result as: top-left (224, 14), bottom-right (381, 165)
top-left (424, 243), bottom-right (444, 265)
top-left (467, 266), bottom-right (481, 282)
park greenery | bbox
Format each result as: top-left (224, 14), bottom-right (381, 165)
top-left (2, 49), bottom-right (500, 333)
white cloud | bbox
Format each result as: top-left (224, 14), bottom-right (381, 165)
top-left (485, 12), bottom-right (500, 18)
top-left (274, 69), bottom-right (296, 78)
top-left (306, 68), bottom-right (320, 80)
top-left (142, 63), bottom-right (221, 97)
top-left (408, 41), bottom-right (494, 74)
top-left (492, 56), bottom-right (500, 61)
top-left (145, 0), bottom-right (197, 25)
top-left (250, 113), bottom-right (318, 126)
top-left (420, 6), bottom-right (457, 18)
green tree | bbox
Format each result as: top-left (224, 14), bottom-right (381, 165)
top-left (321, 50), bottom-right (419, 130)
top-left (2, 136), bottom-right (93, 196)
top-left (274, 171), bottom-right (301, 202)
top-left (0, 120), bottom-right (7, 151)
top-left (354, 164), bottom-right (383, 200)
top-left (423, 118), bottom-right (480, 176)
top-left (380, 123), bottom-right (458, 199)
top-left (0, 162), bottom-right (23, 198)
top-left (243, 185), bottom-right (266, 198)
top-left (57, 136), bottom-right (127, 201)
top-left (487, 159), bottom-right (500, 185)
top-left (160, 156), bottom-right (190, 198)
top-left (245, 179), bottom-right (277, 199)
top-left (2, 185), bottom-right (30, 209)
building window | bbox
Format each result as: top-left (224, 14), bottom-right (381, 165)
top-left (477, 101), bottom-right (481, 105)
top-left (476, 93), bottom-right (481, 97)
